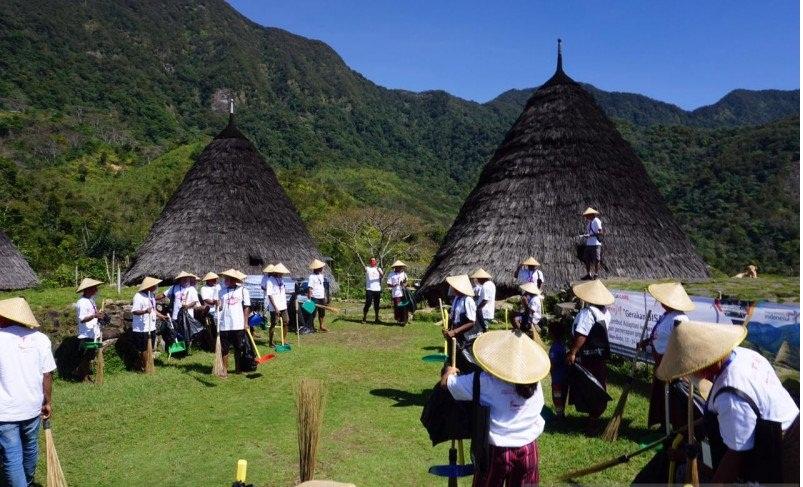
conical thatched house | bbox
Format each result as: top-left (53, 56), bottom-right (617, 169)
top-left (0, 230), bottom-right (39, 290)
top-left (124, 115), bottom-right (335, 289)
top-left (418, 43), bottom-right (708, 300)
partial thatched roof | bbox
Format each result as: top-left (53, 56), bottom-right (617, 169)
top-left (123, 116), bottom-right (336, 289)
top-left (418, 45), bottom-right (708, 300)
top-left (0, 230), bottom-right (39, 290)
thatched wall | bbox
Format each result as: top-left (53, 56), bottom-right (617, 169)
top-left (0, 230), bottom-right (39, 290)
top-left (123, 118), bottom-right (336, 290)
top-left (418, 61), bottom-right (708, 301)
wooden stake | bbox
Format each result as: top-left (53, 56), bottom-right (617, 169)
top-left (687, 380), bottom-right (699, 486)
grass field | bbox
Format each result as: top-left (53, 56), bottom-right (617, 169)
top-left (33, 306), bottom-right (658, 487)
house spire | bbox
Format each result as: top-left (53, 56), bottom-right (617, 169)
top-left (557, 38), bottom-right (563, 73)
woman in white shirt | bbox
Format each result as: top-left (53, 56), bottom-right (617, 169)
top-left (131, 277), bottom-right (167, 371)
top-left (362, 258), bottom-right (384, 324)
top-left (442, 274), bottom-right (481, 372)
top-left (159, 271), bottom-right (200, 321)
top-left (471, 268), bottom-right (496, 330)
top-left (307, 259), bottom-right (329, 332)
top-left (74, 277), bottom-right (106, 382)
top-left (386, 260), bottom-right (408, 325)
top-left (516, 282), bottom-right (543, 338)
top-left (441, 330), bottom-right (550, 486)
top-left (265, 263), bottom-right (290, 347)
top-left (217, 269), bottom-right (251, 374)
top-left (514, 257), bottom-right (544, 291)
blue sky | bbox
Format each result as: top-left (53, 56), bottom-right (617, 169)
top-left (228, 1), bottom-right (799, 110)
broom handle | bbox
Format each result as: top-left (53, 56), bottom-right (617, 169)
top-left (687, 380), bottom-right (699, 486)
top-left (296, 300), bottom-right (301, 348)
top-left (245, 326), bottom-right (261, 356)
top-left (451, 338), bottom-right (457, 368)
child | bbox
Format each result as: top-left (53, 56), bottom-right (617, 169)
top-left (548, 319), bottom-right (569, 419)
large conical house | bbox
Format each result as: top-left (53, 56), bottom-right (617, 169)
top-left (418, 43), bottom-right (708, 300)
top-left (124, 115), bottom-right (335, 288)
top-left (0, 230), bottom-right (39, 290)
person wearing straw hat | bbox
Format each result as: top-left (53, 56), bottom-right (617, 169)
top-left (265, 263), bottom-right (291, 348)
top-left (131, 277), bottom-right (167, 371)
top-left (441, 330), bottom-right (550, 485)
top-left (515, 282), bottom-right (543, 338)
top-left (307, 259), bottom-right (330, 332)
top-left (471, 268), bottom-right (496, 331)
top-left (637, 282), bottom-right (694, 428)
top-left (362, 258), bottom-right (384, 324)
top-left (581, 207), bottom-right (604, 280)
top-left (514, 257), bottom-right (544, 291)
top-left (74, 277), bottom-right (106, 382)
top-left (199, 272), bottom-right (220, 318)
top-left (0, 297), bottom-right (56, 487)
top-left (159, 271), bottom-right (200, 322)
top-left (442, 274), bottom-right (483, 372)
top-left (656, 321), bottom-right (799, 484)
top-left (567, 280), bottom-right (614, 427)
top-left (386, 260), bottom-right (409, 325)
top-left (217, 269), bottom-right (251, 373)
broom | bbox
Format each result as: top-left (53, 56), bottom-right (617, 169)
top-left (44, 419), bottom-right (68, 487)
top-left (143, 297), bottom-right (156, 374)
top-left (95, 300), bottom-right (107, 385)
top-left (212, 304), bottom-right (226, 378)
top-left (297, 378), bottom-right (325, 482)
top-left (601, 309), bottom-right (652, 441)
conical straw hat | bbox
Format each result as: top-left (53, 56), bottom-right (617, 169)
top-left (76, 277), bottom-right (104, 293)
top-left (648, 282), bottom-right (695, 312)
top-left (470, 268), bottom-right (492, 279)
top-left (572, 280), bottom-right (614, 306)
top-left (309, 259), bottom-right (326, 270)
top-left (446, 274), bottom-right (474, 297)
top-left (262, 264), bottom-right (275, 274)
top-left (520, 282), bottom-right (541, 295)
top-left (582, 207), bottom-right (599, 216)
top-left (220, 268), bottom-right (247, 281)
top-left (202, 272), bottom-right (218, 282)
top-left (694, 377), bottom-right (714, 401)
top-left (520, 257), bottom-right (540, 266)
top-left (174, 271), bottom-right (199, 280)
top-left (273, 263), bottom-right (290, 274)
top-left (655, 321), bottom-right (747, 381)
top-left (138, 276), bottom-right (162, 292)
top-left (473, 330), bottom-right (550, 384)
top-left (391, 260), bottom-right (407, 268)
top-left (0, 297), bottom-right (39, 328)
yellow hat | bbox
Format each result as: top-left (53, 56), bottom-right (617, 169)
top-left (648, 282), bottom-right (695, 312)
top-left (220, 268), bottom-right (247, 282)
top-left (473, 330), bottom-right (550, 384)
top-left (655, 321), bottom-right (747, 381)
top-left (174, 271), bottom-right (199, 280)
top-left (76, 277), bottom-right (104, 293)
top-left (262, 264), bottom-right (275, 274)
top-left (470, 268), bottom-right (492, 279)
top-left (572, 279), bottom-right (614, 306)
top-left (138, 276), bottom-right (162, 292)
top-left (309, 259), bottom-right (326, 270)
top-left (273, 263), bottom-right (290, 275)
top-left (446, 274), bottom-right (474, 297)
top-left (520, 282), bottom-right (541, 295)
top-left (202, 272), bottom-right (219, 282)
top-left (391, 260), bottom-right (407, 268)
top-left (520, 257), bottom-right (540, 266)
top-left (582, 207), bottom-right (599, 216)
top-left (0, 297), bottom-right (39, 328)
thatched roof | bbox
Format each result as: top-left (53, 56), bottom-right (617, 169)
top-left (0, 230), bottom-right (39, 290)
top-left (123, 115), bottom-right (336, 289)
top-left (418, 44), bottom-right (708, 300)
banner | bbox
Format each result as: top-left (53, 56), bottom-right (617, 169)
top-left (608, 289), bottom-right (800, 370)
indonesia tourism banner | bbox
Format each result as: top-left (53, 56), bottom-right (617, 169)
top-left (608, 290), bottom-right (800, 370)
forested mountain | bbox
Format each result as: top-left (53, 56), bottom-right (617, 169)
top-left (0, 0), bottom-right (798, 283)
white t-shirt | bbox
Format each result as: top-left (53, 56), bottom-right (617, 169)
top-left (218, 286), bottom-right (251, 331)
top-left (75, 296), bottom-right (99, 339)
top-left (650, 311), bottom-right (689, 355)
top-left (526, 294), bottom-right (543, 323)
top-left (386, 271), bottom-right (407, 298)
top-left (586, 218), bottom-right (603, 246)
top-left (448, 372), bottom-right (545, 447)
top-left (165, 284), bottom-right (199, 320)
top-left (517, 268), bottom-right (544, 288)
top-left (572, 305), bottom-right (611, 336)
top-left (0, 326), bottom-right (57, 422)
top-left (200, 284), bottom-right (220, 305)
top-left (308, 273), bottom-right (326, 300)
top-left (131, 291), bottom-right (158, 333)
top-left (479, 281), bottom-right (496, 320)
top-left (365, 267), bottom-right (382, 292)
top-left (451, 295), bottom-right (477, 325)
top-left (265, 276), bottom-right (288, 312)
top-left (708, 347), bottom-right (799, 451)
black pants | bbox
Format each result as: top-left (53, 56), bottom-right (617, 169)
top-left (363, 290), bottom-right (381, 315)
top-left (132, 331), bottom-right (157, 352)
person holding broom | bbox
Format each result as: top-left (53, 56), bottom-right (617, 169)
top-left (131, 277), bottom-right (166, 372)
top-left (307, 259), bottom-right (330, 332)
top-left (386, 260), bottom-right (409, 325)
top-left (218, 269), bottom-right (251, 374)
top-left (265, 263), bottom-right (291, 348)
top-left (440, 330), bottom-right (550, 486)
top-left (74, 277), bottom-right (106, 382)
top-left (442, 274), bottom-right (483, 372)
top-left (0, 297), bottom-right (56, 487)
top-left (515, 282), bottom-right (543, 338)
top-left (655, 321), bottom-right (799, 484)
top-left (471, 268), bottom-right (495, 331)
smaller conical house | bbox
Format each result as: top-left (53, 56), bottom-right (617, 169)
top-left (124, 115), bottom-right (335, 288)
top-left (0, 230), bottom-right (39, 290)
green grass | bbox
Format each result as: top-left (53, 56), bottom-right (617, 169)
top-left (33, 304), bottom-right (656, 487)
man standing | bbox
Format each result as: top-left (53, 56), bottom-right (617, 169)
top-left (0, 297), bottom-right (56, 487)
top-left (131, 277), bottom-right (167, 372)
top-left (362, 258), bottom-right (384, 324)
top-left (266, 263), bottom-right (291, 347)
top-left (307, 259), bottom-right (329, 332)
top-left (386, 261), bottom-right (409, 325)
top-left (217, 269), bottom-right (251, 374)
top-left (582, 207), bottom-right (604, 280)
top-left (471, 268), bottom-right (495, 330)
top-left (514, 257), bottom-right (545, 292)
top-left (74, 277), bottom-right (105, 382)
top-left (159, 271), bottom-right (200, 322)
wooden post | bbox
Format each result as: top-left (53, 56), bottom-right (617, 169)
top-left (74, 266), bottom-right (79, 288)
top-left (117, 265), bottom-right (121, 294)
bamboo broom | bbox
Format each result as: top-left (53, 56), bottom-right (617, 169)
top-left (95, 300), bottom-right (107, 385)
top-left (212, 304), bottom-right (226, 378)
top-left (297, 378), bottom-right (325, 482)
top-left (144, 297), bottom-right (155, 374)
top-left (601, 309), bottom-right (652, 441)
top-left (44, 419), bottom-right (68, 487)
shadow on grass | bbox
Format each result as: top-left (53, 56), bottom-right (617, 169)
top-left (370, 388), bottom-right (429, 407)
top-left (422, 345), bottom-right (444, 351)
top-left (337, 317), bottom-right (406, 328)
